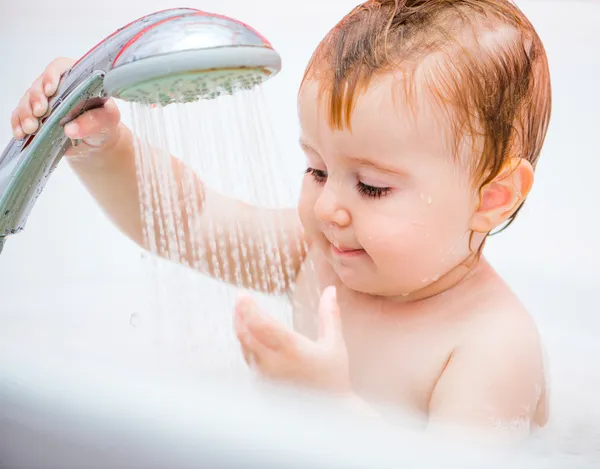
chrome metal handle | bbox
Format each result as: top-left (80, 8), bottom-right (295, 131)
top-left (0, 71), bottom-right (107, 237)
top-left (0, 7), bottom-right (201, 250)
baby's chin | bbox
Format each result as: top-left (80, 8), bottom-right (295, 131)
top-left (332, 263), bottom-right (451, 300)
top-left (332, 266), bottom-right (414, 298)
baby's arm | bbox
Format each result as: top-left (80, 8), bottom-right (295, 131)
top-left (11, 58), bottom-right (307, 295)
top-left (69, 125), bottom-right (307, 294)
top-left (427, 312), bottom-right (547, 437)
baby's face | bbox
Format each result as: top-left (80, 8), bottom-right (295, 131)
top-left (297, 75), bottom-right (480, 297)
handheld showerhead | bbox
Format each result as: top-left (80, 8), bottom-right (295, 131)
top-left (0, 8), bottom-right (281, 253)
top-left (104, 13), bottom-right (281, 105)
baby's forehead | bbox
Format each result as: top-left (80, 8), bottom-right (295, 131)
top-left (298, 75), bottom-right (457, 156)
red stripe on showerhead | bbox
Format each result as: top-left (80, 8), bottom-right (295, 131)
top-left (72, 8), bottom-right (200, 68)
top-left (111, 14), bottom-right (190, 67)
top-left (74, 8), bottom-right (273, 71)
top-left (112, 10), bottom-right (275, 70)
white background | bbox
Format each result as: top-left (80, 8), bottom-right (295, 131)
top-left (0, 0), bottom-right (599, 458)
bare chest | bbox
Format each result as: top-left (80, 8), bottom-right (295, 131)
top-left (290, 255), bottom-right (457, 416)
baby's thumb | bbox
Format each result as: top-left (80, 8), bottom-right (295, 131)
top-left (317, 286), bottom-right (343, 347)
top-left (64, 100), bottom-right (121, 153)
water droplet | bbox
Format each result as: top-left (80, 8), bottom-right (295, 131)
top-left (129, 313), bottom-right (139, 328)
top-left (432, 273), bottom-right (440, 281)
top-left (427, 196), bottom-right (433, 204)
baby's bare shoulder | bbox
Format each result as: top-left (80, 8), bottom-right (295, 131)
top-left (427, 277), bottom-right (547, 430)
top-left (452, 262), bottom-right (541, 349)
top-left (458, 277), bottom-right (543, 366)
top-left (465, 306), bottom-right (544, 375)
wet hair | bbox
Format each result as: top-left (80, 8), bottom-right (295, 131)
top-left (301, 0), bottom-right (551, 232)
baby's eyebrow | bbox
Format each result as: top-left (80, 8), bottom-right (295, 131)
top-left (298, 140), bottom-right (407, 176)
top-left (298, 139), bottom-right (319, 154)
top-left (346, 155), bottom-right (407, 176)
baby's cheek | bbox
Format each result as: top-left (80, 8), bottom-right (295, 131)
top-left (363, 210), bottom-right (454, 268)
top-left (361, 214), bottom-right (430, 255)
top-left (418, 204), bottom-right (473, 271)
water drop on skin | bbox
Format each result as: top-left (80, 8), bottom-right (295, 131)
top-left (427, 196), bottom-right (433, 204)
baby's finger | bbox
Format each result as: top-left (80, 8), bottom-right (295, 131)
top-left (235, 307), bottom-right (258, 367)
top-left (42, 57), bottom-right (75, 97)
top-left (235, 314), bottom-right (296, 382)
top-left (237, 297), bottom-right (296, 351)
top-left (236, 322), bottom-right (270, 369)
top-left (11, 110), bottom-right (25, 139)
top-left (29, 75), bottom-right (49, 118)
top-left (15, 92), bottom-right (39, 135)
top-left (238, 337), bottom-right (258, 368)
top-left (64, 101), bottom-right (120, 140)
top-left (317, 286), bottom-right (343, 347)
top-left (241, 347), bottom-right (255, 367)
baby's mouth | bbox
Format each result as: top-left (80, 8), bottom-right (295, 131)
top-left (329, 241), bottom-right (365, 258)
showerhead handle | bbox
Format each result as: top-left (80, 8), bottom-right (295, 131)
top-left (0, 8), bottom-right (201, 245)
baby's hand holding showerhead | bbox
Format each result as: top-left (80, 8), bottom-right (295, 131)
top-left (12, 57), bottom-right (75, 138)
top-left (10, 56), bottom-right (122, 156)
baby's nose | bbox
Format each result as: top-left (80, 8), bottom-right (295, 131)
top-left (313, 185), bottom-right (351, 227)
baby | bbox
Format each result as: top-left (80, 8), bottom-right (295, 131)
top-left (11, 0), bottom-right (551, 436)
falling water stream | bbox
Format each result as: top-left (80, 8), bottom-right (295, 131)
top-left (128, 86), bottom-right (312, 373)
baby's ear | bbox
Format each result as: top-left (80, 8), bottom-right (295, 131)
top-left (469, 157), bottom-right (534, 233)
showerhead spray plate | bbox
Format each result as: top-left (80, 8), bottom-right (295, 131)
top-left (104, 46), bottom-right (280, 106)
top-left (103, 13), bottom-right (281, 106)
top-left (118, 68), bottom-right (268, 105)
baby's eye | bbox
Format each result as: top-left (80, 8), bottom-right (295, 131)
top-left (305, 167), bottom-right (327, 184)
top-left (356, 181), bottom-right (392, 199)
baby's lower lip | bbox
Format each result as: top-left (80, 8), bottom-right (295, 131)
top-left (331, 244), bottom-right (365, 257)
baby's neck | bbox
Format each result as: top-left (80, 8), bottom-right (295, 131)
top-left (384, 255), bottom-right (490, 305)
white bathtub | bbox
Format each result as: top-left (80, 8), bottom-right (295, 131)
top-left (0, 269), bottom-right (598, 468)
top-left (0, 329), bottom-right (592, 469)
top-left (0, 0), bottom-right (599, 467)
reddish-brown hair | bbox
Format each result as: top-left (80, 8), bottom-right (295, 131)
top-left (301, 0), bottom-right (552, 232)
